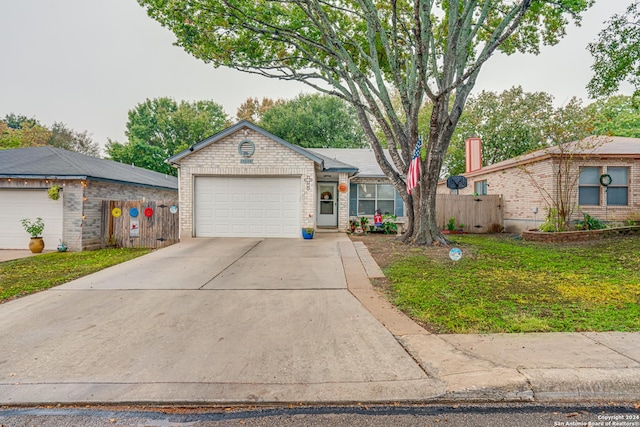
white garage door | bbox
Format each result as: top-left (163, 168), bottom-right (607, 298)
top-left (195, 177), bottom-right (301, 238)
top-left (0, 189), bottom-right (64, 249)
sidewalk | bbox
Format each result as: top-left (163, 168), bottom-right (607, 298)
top-left (344, 240), bottom-right (640, 403)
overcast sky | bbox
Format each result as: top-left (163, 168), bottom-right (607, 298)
top-left (0, 1), bottom-right (634, 152)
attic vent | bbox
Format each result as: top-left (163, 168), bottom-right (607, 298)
top-left (238, 140), bottom-right (255, 157)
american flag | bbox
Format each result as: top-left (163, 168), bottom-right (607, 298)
top-left (406, 136), bottom-right (422, 195)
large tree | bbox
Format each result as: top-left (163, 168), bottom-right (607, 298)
top-left (47, 122), bottom-right (101, 156)
top-left (236, 97), bottom-right (278, 122)
top-left (139, 0), bottom-right (591, 244)
top-left (107, 97), bottom-right (229, 175)
top-left (260, 93), bottom-right (367, 148)
top-left (588, 1), bottom-right (640, 99)
top-left (1, 114), bottom-right (100, 155)
top-left (586, 95), bottom-right (640, 138)
top-left (445, 86), bottom-right (555, 175)
top-left (0, 115), bottom-right (52, 149)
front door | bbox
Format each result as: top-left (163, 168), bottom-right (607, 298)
top-left (317, 183), bottom-right (338, 227)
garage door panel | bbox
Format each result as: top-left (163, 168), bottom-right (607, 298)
top-left (0, 189), bottom-right (63, 249)
top-left (195, 177), bottom-right (300, 238)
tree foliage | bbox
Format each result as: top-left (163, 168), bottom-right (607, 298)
top-left (446, 86), bottom-right (555, 175)
top-left (0, 114), bottom-right (99, 155)
top-left (588, 1), bottom-right (640, 98)
top-left (586, 95), bottom-right (640, 138)
top-left (0, 115), bottom-right (52, 149)
top-left (236, 97), bottom-right (278, 122)
top-left (107, 97), bottom-right (229, 175)
top-left (259, 93), bottom-right (367, 148)
top-left (139, 0), bottom-right (592, 245)
top-left (47, 122), bottom-right (100, 156)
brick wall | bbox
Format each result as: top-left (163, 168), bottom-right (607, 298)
top-left (175, 127), bottom-right (317, 237)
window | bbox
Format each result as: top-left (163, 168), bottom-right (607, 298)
top-left (356, 183), bottom-right (396, 215)
top-left (578, 167), bottom-right (600, 206)
top-left (606, 167), bottom-right (629, 206)
top-left (474, 180), bottom-right (488, 195)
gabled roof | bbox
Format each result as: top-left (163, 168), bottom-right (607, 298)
top-left (0, 146), bottom-right (178, 190)
top-left (462, 136), bottom-right (640, 178)
top-left (168, 120), bottom-right (326, 166)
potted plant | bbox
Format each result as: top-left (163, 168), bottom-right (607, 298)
top-left (21, 217), bottom-right (45, 253)
top-left (47, 185), bottom-right (61, 200)
top-left (302, 227), bottom-right (315, 239)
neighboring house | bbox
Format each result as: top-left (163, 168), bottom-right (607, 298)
top-left (0, 147), bottom-right (178, 251)
top-left (168, 121), bottom-right (406, 239)
top-left (437, 136), bottom-right (640, 233)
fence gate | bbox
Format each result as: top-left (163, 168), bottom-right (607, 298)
top-left (436, 194), bottom-right (503, 233)
top-left (101, 200), bottom-right (179, 249)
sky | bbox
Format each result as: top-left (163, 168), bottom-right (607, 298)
top-left (0, 1), bottom-right (634, 153)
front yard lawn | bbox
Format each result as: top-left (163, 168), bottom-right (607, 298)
top-left (353, 234), bottom-right (640, 333)
top-left (0, 248), bottom-right (151, 302)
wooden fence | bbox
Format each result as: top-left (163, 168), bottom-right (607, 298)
top-left (101, 200), bottom-right (179, 249)
top-left (436, 194), bottom-right (503, 233)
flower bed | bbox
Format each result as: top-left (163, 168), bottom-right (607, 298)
top-left (522, 226), bottom-right (640, 243)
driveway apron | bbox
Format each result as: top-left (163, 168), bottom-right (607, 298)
top-left (0, 234), bottom-right (442, 404)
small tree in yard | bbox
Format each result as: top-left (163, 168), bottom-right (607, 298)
top-left (138, 0), bottom-right (592, 245)
top-left (521, 100), bottom-right (604, 232)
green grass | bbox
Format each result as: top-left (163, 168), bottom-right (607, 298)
top-left (384, 235), bottom-right (640, 333)
top-left (0, 248), bottom-right (151, 302)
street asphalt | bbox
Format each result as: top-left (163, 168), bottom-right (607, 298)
top-left (0, 234), bottom-right (639, 405)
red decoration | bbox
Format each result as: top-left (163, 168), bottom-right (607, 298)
top-left (144, 207), bottom-right (154, 217)
top-left (374, 212), bottom-right (383, 226)
top-left (338, 183), bottom-right (348, 193)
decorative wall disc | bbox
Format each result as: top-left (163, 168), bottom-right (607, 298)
top-left (130, 207), bottom-right (139, 217)
top-left (169, 205), bottom-right (178, 214)
top-left (111, 207), bottom-right (122, 218)
top-left (144, 207), bottom-right (154, 217)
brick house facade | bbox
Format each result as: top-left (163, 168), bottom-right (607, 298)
top-left (437, 136), bottom-right (640, 233)
top-left (169, 121), bottom-right (407, 239)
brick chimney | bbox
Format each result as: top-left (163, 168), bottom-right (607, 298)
top-left (465, 137), bottom-right (482, 173)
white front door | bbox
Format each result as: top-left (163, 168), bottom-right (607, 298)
top-left (317, 183), bottom-right (338, 227)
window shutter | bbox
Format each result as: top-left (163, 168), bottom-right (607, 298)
top-left (395, 189), bottom-right (404, 217)
top-left (349, 183), bottom-right (358, 216)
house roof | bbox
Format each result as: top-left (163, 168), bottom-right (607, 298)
top-left (309, 148), bottom-right (400, 177)
top-left (168, 120), bottom-right (326, 166)
top-left (308, 150), bottom-right (358, 173)
top-left (462, 136), bottom-right (640, 178)
top-left (0, 146), bottom-right (178, 190)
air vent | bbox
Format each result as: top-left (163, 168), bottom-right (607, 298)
top-left (238, 140), bottom-right (255, 157)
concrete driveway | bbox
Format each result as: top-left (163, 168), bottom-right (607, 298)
top-left (0, 233), bottom-right (441, 405)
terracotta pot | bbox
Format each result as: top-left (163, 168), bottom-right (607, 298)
top-left (29, 237), bottom-right (45, 254)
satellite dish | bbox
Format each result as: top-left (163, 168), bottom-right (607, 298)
top-left (446, 175), bottom-right (468, 190)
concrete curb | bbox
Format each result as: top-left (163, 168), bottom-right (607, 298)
top-left (345, 239), bottom-right (640, 403)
